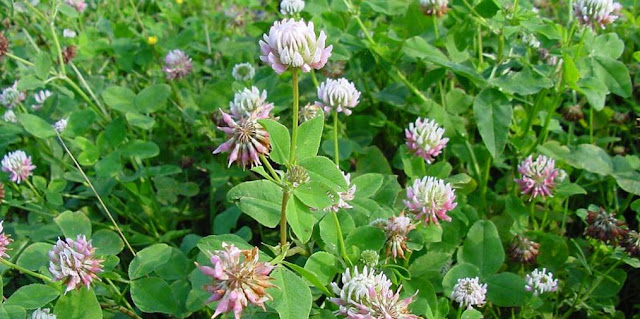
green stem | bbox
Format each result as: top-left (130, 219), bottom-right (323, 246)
top-left (6, 53), bottom-right (34, 66)
top-left (589, 106), bottom-right (594, 144)
top-left (477, 25), bottom-right (484, 66)
top-left (333, 111), bottom-right (340, 165)
top-left (432, 16), bottom-right (439, 40)
top-left (331, 211), bottom-right (352, 267)
top-left (128, 0), bottom-right (148, 36)
top-left (61, 76), bottom-right (108, 122)
top-left (48, 21), bottom-right (66, 76)
top-left (280, 192), bottom-right (290, 246)
top-left (69, 63), bottom-right (110, 119)
top-left (310, 69), bottom-right (319, 88)
top-left (0, 258), bottom-right (52, 283)
top-left (289, 68), bottom-right (300, 164)
top-left (260, 154), bottom-right (281, 183)
top-left (456, 306), bottom-right (463, 319)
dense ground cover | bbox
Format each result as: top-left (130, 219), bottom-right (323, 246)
top-left (0, 0), bottom-right (639, 318)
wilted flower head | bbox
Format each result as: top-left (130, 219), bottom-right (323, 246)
top-left (232, 63), bottom-right (256, 82)
top-left (213, 111), bottom-right (271, 168)
top-left (562, 104), bottom-right (584, 122)
top-left (31, 308), bottom-right (55, 319)
top-left (2, 151), bottom-right (36, 184)
top-left (32, 90), bottom-right (52, 110)
top-left (196, 243), bottom-right (274, 319)
top-left (451, 277), bottom-right (487, 310)
top-left (299, 103), bottom-right (321, 122)
top-left (404, 176), bottom-right (457, 224)
top-left (3, 110), bottom-right (17, 123)
top-left (621, 230), bottom-right (640, 258)
top-left (65, 0), bottom-right (86, 12)
top-left (325, 169), bottom-right (356, 213)
top-left (163, 49), bottom-right (192, 80)
top-left (573, 0), bottom-right (621, 29)
top-left (612, 111), bottom-right (630, 124)
top-left (508, 235), bottom-right (540, 264)
top-left (63, 29), bottom-right (77, 38)
top-left (360, 250), bottom-right (379, 268)
top-left (525, 268), bottom-right (558, 296)
top-left (585, 207), bottom-right (627, 245)
top-left (316, 78), bottom-right (360, 116)
top-left (419, 0), bottom-right (449, 17)
top-left (62, 46), bottom-right (76, 64)
top-left (280, 0), bottom-right (305, 14)
top-left (0, 221), bottom-right (13, 258)
top-left (259, 19), bottom-right (332, 74)
top-left (515, 155), bottom-right (564, 200)
top-left (0, 33), bottom-right (8, 60)
top-left (0, 81), bottom-right (26, 108)
top-left (54, 118), bottom-right (69, 133)
top-left (373, 213), bottom-right (416, 260)
top-left (405, 118), bottom-right (448, 164)
top-left (49, 235), bottom-right (104, 293)
top-left (229, 87), bottom-right (274, 120)
top-left (284, 165), bottom-right (310, 189)
top-left (330, 266), bottom-right (419, 319)
top-left (322, 60), bottom-right (346, 78)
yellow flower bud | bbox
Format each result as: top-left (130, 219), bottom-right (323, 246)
top-left (147, 36), bottom-right (158, 45)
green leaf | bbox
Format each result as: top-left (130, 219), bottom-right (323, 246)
top-left (102, 86), bottom-right (136, 112)
top-left (16, 242), bottom-right (52, 271)
top-left (319, 212), bottom-right (355, 254)
top-left (17, 114), bottom-right (56, 139)
top-left (613, 171), bottom-right (640, 195)
top-left (344, 225), bottom-right (386, 253)
top-left (122, 140), bottom-right (160, 159)
top-left (92, 229), bottom-right (124, 255)
top-left (282, 261), bottom-right (332, 296)
top-left (286, 197), bottom-right (316, 243)
top-left (489, 66), bottom-right (553, 95)
top-left (227, 180), bottom-right (282, 227)
top-left (299, 156), bottom-right (348, 192)
top-left (304, 252), bottom-right (340, 286)
top-left (126, 112), bottom-right (156, 130)
top-left (485, 272), bottom-right (526, 306)
top-left (442, 263), bottom-right (480, 296)
top-left (267, 268), bottom-right (313, 319)
top-left (54, 288), bottom-right (101, 319)
top-left (562, 54), bottom-right (580, 86)
top-left (566, 144), bottom-right (613, 175)
top-left (128, 244), bottom-right (172, 280)
top-left (458, 220), bottom-right (504, 277)
top-left (258, 119), bottom-right (290, 165)
top-left (54, 211), bottom-right (92, 239)
top-left (296, 113), bottom-right (324, 160)
top-left (362, 0), bottom-right (407, 15)
top-left (352, 173), bottom-right (384, 198)
top-left (591, 33), bottom-right (624, 59)
top-left (131, 277), bottom-right (179, 315)
top-left (5, 284), bottom-right (59, 309)
top-left (34, 52), bottom-right (52, 80)
top-left (294, 181), bottom-right (335, 209)
top-left (473, 89), bottom-right (512, 158)
top-left (461, 309), bottom-right (483, 319)
top-left (134, 84), bottom-right (171, 113)
top-left (576, 77), bottom-right (607, 111)
top-left (591, 56), bottom-right (632, 98)
top-left (58, 4), bottom-right (79, 18)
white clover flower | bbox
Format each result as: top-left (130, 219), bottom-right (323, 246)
top-left (451, 277), bottom-right (487, 310)
top-left (31, 308), bottom-right (56, 319)
top-left (404, 176), bottom-right (457, 224)
top-left (229, 87), bottom-right (274, 120)
top-left (325, 169), bottom-right (356, 213)
top-left (280, 0), bottom-right (305, 15)
top-left (525, 268), bottom-right (558, 296)
top-left (330, 266), bottom-right (391, 305)
top-left (316, 78), bottom-right (361, 116)
top-left (163, 49), bottom-right (192, 80)
top-left (299, 103), bottom-right (321, 122)
top-left (405, 118), bottom-right (448, 164)
top-left (54, 118), bottom-right (69, 133)
top-left (232, 62), bottom-right (256, 82)
top-left (2, 150), bottom-right (36, 184)
top-left (573, 0), bottom-right (621, 29)
top-left (13, 0), bottom-right (40, 12)
top-left (32, 90), bottom-right (52, 110)
top-left (62, 29), bottom-right (77, 38)
top-left (419, 0), bottom-right (449, 16)
top-left (259, 19), bottom-right (332, 74)
top-left (2, 110), bottom-right (17, 123)
top-left (522, 33), bottom-right (540, 49)
top-left (65, 0), bottom-right (86, 12)
top-left (0, 81), bottom-right (26, 108)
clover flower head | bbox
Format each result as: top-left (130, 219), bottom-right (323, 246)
top-left (3, 110), bottom-right (17, 123)
top-left (585, 207), bottom-right (627, 245)
top-left (65, 0), bottom-right (86, 12)
top-left (284, 165), bottom-right (310, 189)
top-left (280, 0), bottom-right (305, 14)
top-left (515, 155), bottom-right (564, 200)
top-left (54, 118), bottom-right (69, 133)
top-left (360, 250), bottom-right (380, 268)
top-left (62, 46), bottom-right (76, 64)
top-left (299, 103), bottom-right (321, 122)
top-left (525, 268), bottom-right (558, 296)
top-left (419, 0), bottom-right (449, 17)
top-left (163, 49), bottom-right (192, 80)
top-left (405, 118), bottom-right (448, 164)
top-left (621, 230), bottom-right (640, 258)
top-left (404, 176), bottom-right (457, 224)
top-left (0, 81), bottom-right (26, 108)
top-left (330, 266), bottom-right (391, 307)
top-left (573, 0), bottom-right (621, 29)
top-left (522, 33), bottom-right (540, 48)
top-left (49, 235), bottom-right (104, 293)
top-left (562, 104), bottom-right (584, 122)
top-left (322, 60), bottom-right (346, 78)
top-left (451, 277), bottom-right (487, 310)
top-left (373, 213), bottom-right (416, 260)
top-left (508, 235), bottom-right (540, 264)
top-left (31, 308), bottom-right (56, 319)
top-left (63, 29), bottom-right (77, 38)
top-left (213, 111), bottom-right (271, 169)
top-left (196, 243), bottom-right (274, 319)
top-left (232, 63), bottom-right (256, 82)
top-left (0, 221), bottom-right (13, 259)
top-left (32, 90), bottom-right (52, 110)
top-left (316, 78), bottom-right (360, 116)
top-left (229, 87), bottom-right (274, 120)
top-left (259, 19), bottom-right (332, 74)
top-left (325, 169), bottom-right (356, 213)
top-left (2, 150), bottom-right (36, 184)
